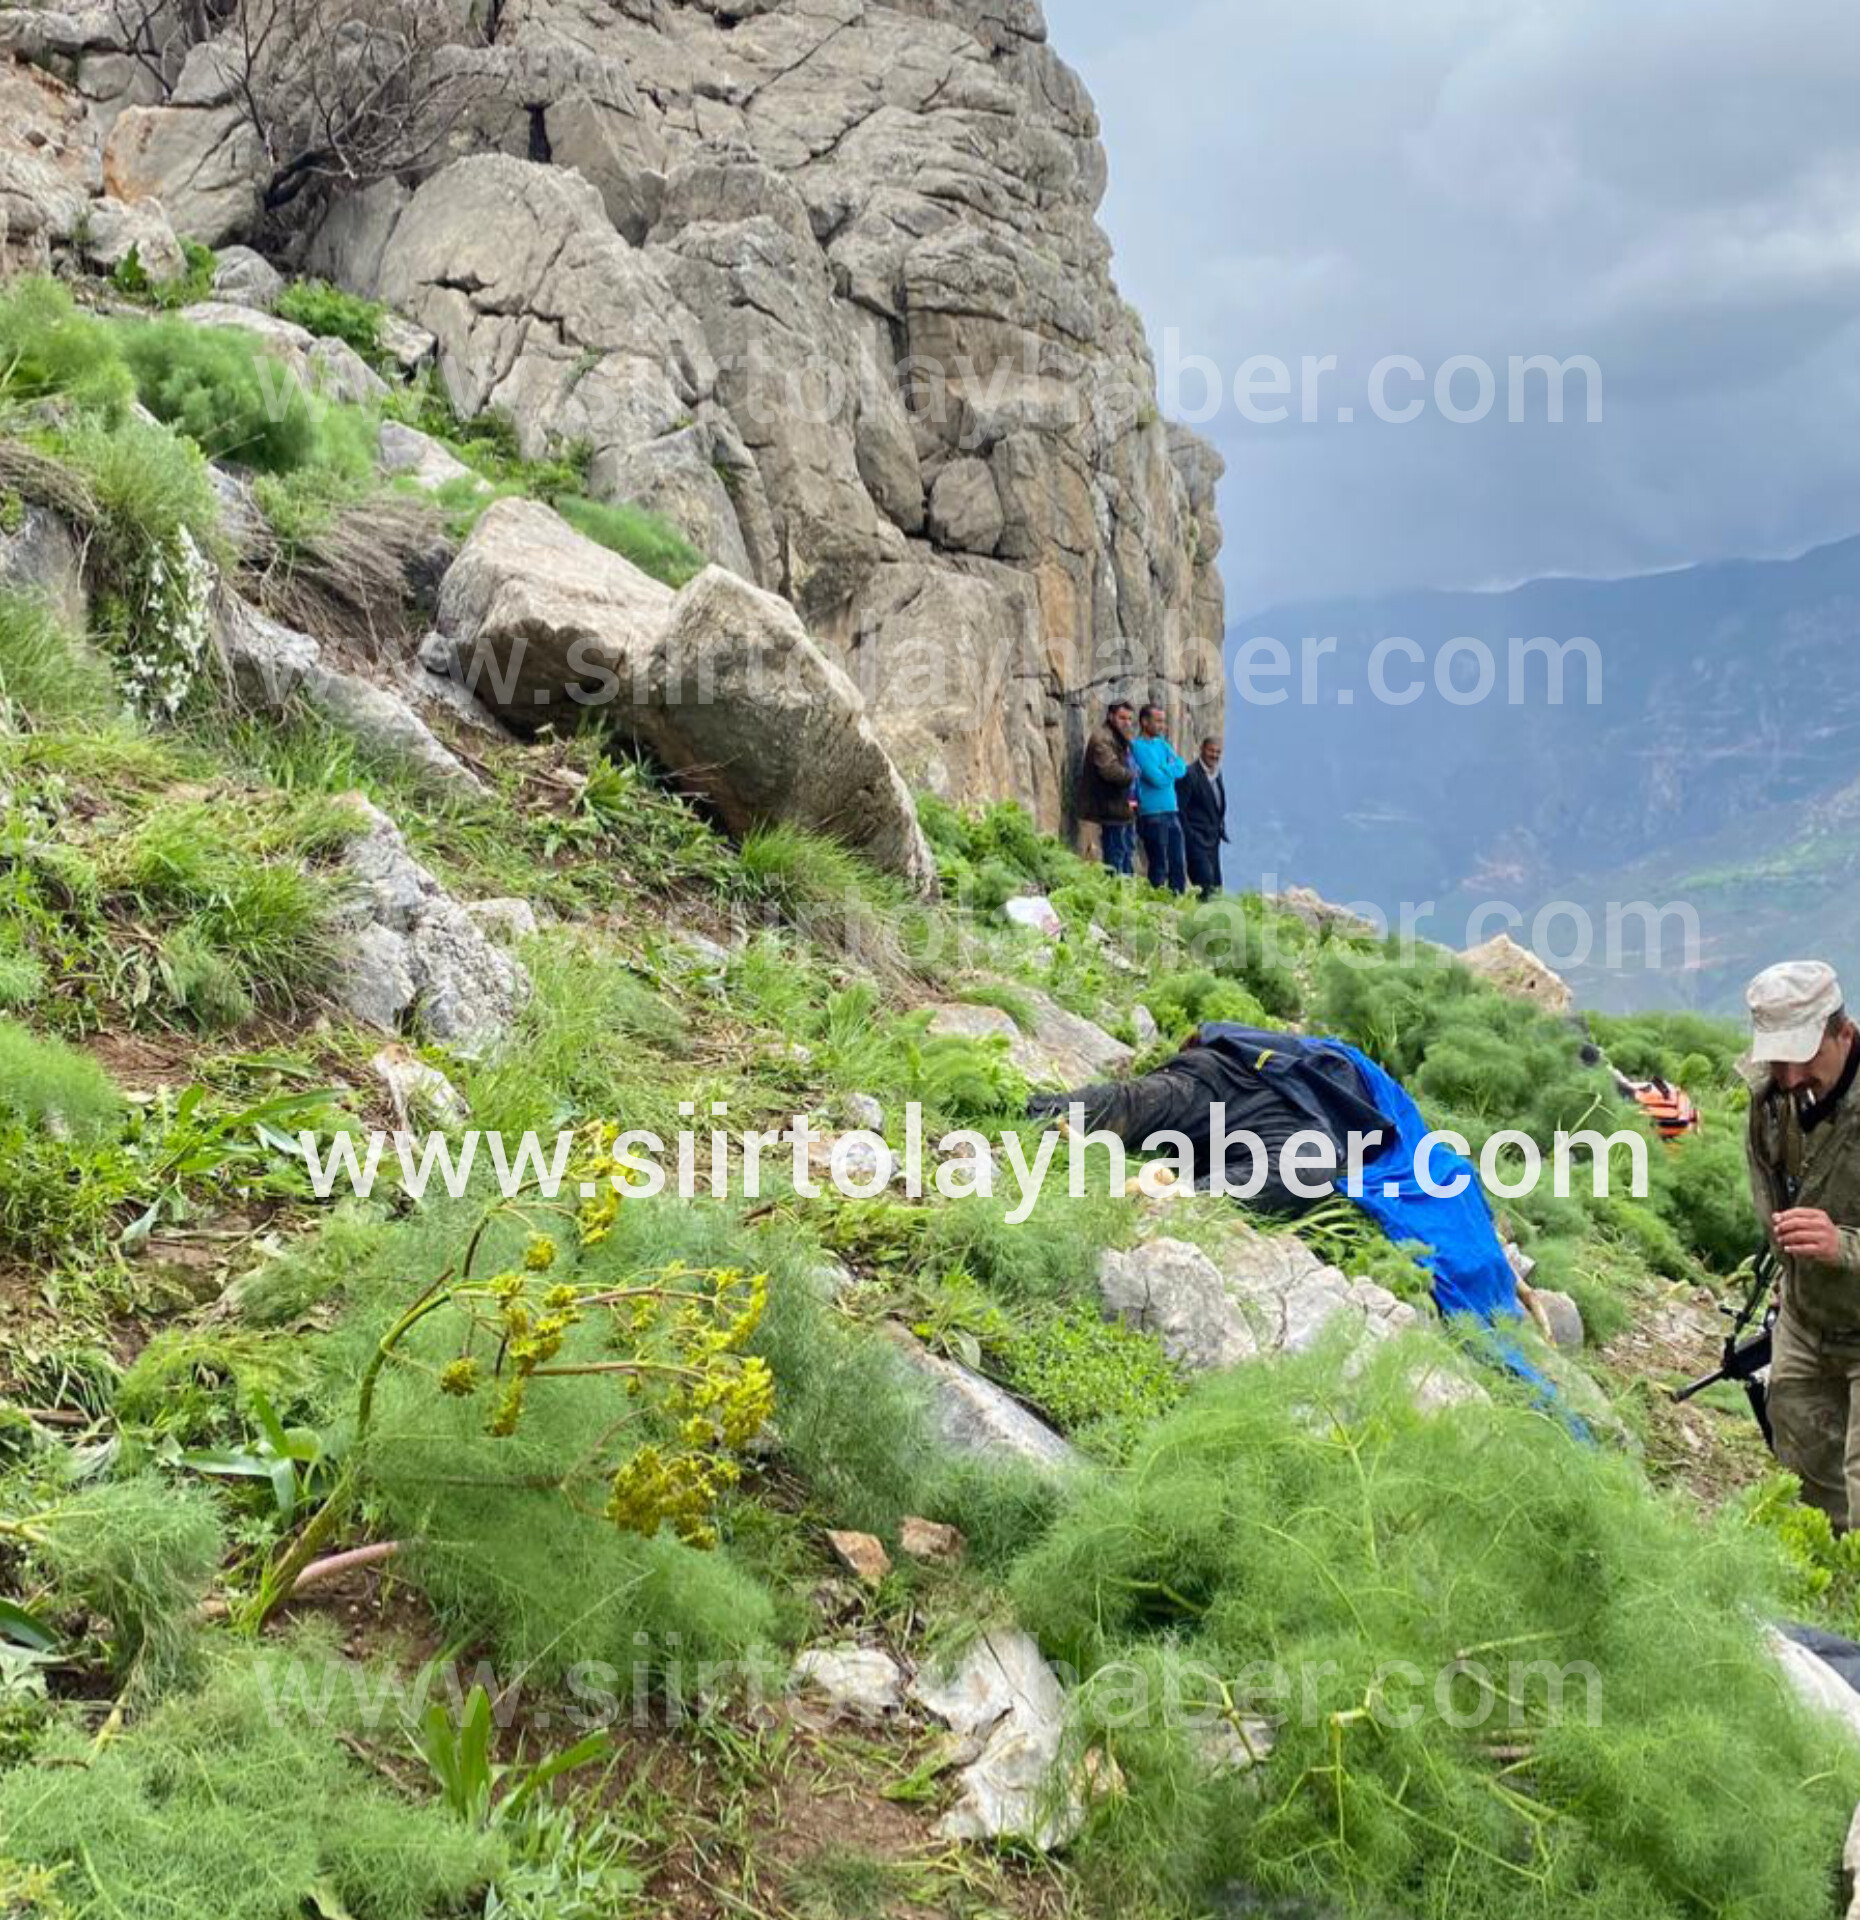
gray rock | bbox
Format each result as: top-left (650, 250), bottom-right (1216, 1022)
top-left (635, 566), bottom-right (938, 893)
top-left (103, 102), bottom-right (262, 246)
top-left (929, 988), bottom-right (1131, 1089)
top-left (212, 245), bottom-right (285, 309)
top-left (178, 301), bottom-right (388, 407)
top-left (331, 797), bottom-right (530, 1056)
top-left (435, 494), bottom-right (676, 720)
top-left (369, 1045), bottom-right (469, 1131)
top-left (927, 457), bottom-right (1005, 555)
top-left (208, 0), bottom-right (1229, 830)
top-left (910, 1628), bottom-right (1079, 1848)
top-left (1460, 933), bottom-right (1575, 1015)
top-left (463, 898), bottom-right (539, 946)
top-left (374, 155), bottom-right (708, 475)
top-left (303, 177), bottom-right (409, 292)
top-left (378, 419), bottom-right (476, 493)
top-left (586, 424), bottom-right (751, 580)
top-left (0, 506), bottom-right (87, 634)
top-left (790, 1646), bottom-right (905, 1720)
top-left (891, 1333), bottom-right (1080, 1477)
top-left (1002, 896), bottom-right (1063, 940)
top-left (1769, 1627), bottom-right (1860, 1750)
top-left (375, 312), bottom-right (437, 378)
top-left (81, 194), bottom-right (186, 283)
top-left (1097, 1240), bottom-right (1261, 1374)
top-left (1524, 1287), bottom-right (1585, 1351)
top-left (0, 148), bottom-right (88, 275)
top-left (1131, 1004), bottom-right (1161, 1047)
top-left (1217, 1226), bottom-right (1424, 1357)
top-left (215, 594), bottom-right (481, 797)
top-left (844, 1093), bottom-right (885, 1132)
top-left (0, 8), bottom-right (96, 62)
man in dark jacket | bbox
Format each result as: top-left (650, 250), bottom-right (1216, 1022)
top-left (1177, 736), bottom-right (1228, 898)
top-left (1027, 1027), bottom-right (1390, 1212)
top-left (1075, 700), bottom-right (1138, 874)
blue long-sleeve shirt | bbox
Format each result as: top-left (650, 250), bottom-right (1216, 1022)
top-left (1130, 735), bottom-right (1187, 815)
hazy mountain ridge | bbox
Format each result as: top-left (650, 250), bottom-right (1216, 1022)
top-left (1226, 532), bottom-right (1860, 1011)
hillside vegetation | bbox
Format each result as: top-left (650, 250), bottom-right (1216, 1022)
top-left (1, 274), bottom-right (1857, 1920)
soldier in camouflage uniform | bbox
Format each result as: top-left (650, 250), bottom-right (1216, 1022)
top-left (1743, 961), bottom-right (1860, 1530)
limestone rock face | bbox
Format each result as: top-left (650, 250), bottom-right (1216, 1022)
top-left (312, 0), bottom-right (1226, 828)
top-left (1460, 933), bottom-right (1575, 1014)
top-left (2, 0), bottom-right (1227, 829)
top-left (104, 102), bottom-right (262, 245)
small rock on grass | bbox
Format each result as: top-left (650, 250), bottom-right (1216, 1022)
top-left (826, 1529), bottom-right (892, 1587)
top-left (900, 1517), bottom-right (965, 1564)
top-left (789, 1646), bottom-right (905, 1719)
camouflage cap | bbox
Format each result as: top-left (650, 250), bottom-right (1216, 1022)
top-left (1745, 960), bottom-right (1844, 1065)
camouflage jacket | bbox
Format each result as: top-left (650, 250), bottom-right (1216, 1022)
top-left (1746, 1064), bottom-right (1860, 1335)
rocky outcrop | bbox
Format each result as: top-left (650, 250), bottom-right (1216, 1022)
top-left (436, 498), bottom-right (937, 890)
top-left (1098, 1230), bottom-right (1489, 1414)
top-left (310, 0), bottom-right (1225, 829)
top-left (215, 594), bottom-right (481, 796)
top-left (1460, 933), bottom-right (1575, 1014)
top-left (910, 1627), bottom-right (1079, 1848)
top-left (0, 505), bottom-right (88, 634)
top-left (892, 1331), bottom-right (1080, 1476)
top-left (3, 0), bottom-right (1226, 832)
top-left (929, 988), bottom-right (1131, 1089)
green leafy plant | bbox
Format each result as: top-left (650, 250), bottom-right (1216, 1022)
top-left (181, 1388), bottom-right (343, 1523)
top-left (274, 276), bottom-right (388, 362)
top-left (412, 1682), bottom-right (611, 1829)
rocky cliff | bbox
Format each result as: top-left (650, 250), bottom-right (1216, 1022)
top-left (1, 0), bottom-right (1226, 831)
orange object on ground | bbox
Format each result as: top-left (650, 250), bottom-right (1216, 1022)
top-left (1630, 1078), bottom-right (1700, 1142)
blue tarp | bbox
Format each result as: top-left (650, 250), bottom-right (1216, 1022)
top-left (1196, 1025), bottom-right (1571, 1413)
top-left (1331, 1042), bottom-right (1523, 1326)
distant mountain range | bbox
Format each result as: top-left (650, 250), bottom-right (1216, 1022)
top-left (1223, 533), bottom-right (1860, 1013)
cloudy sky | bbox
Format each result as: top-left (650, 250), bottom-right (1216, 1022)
top-left (1058, 0), bottom-right (1860, 613)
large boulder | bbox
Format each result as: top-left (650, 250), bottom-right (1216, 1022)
top-left (103, 102), bottom-right (263, 246)
top-left (635, 566), bottom-right (937, 893)
top-left (434, 495), bottom-right (676, 721)
top-left (436, 501), bottom-right (936, 890)
top-left (1459, 933), bottom-right (1575, 1015)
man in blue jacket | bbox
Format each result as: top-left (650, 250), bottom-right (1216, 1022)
top-left (1130, 704), bottom-right (1188, 894)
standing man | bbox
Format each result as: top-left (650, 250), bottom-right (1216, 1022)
top-left (1130, 704), bottom-right (1188, 895)
top-left (1076, 699), bottom-right (1138, 875)
top-left (1177, 735), bottom-right (1229, 899)
top-left (1743, 961), bottom-right (1860, 1531)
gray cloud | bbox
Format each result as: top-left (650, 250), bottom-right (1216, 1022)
top-left (1057, 0), bottom-right (1860, 609)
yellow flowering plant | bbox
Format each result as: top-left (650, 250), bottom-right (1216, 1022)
top-left (251, 1135), bottom-right (775, 1623)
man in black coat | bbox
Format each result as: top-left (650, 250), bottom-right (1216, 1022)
top-left (1177, 736), bottom-right (1229, 898)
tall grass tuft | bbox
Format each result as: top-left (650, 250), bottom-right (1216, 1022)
top-left (1012, 1336), bottom-right (1860, 1918)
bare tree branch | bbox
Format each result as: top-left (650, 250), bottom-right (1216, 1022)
top-left (218, 0), bottom-right (501, 231)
